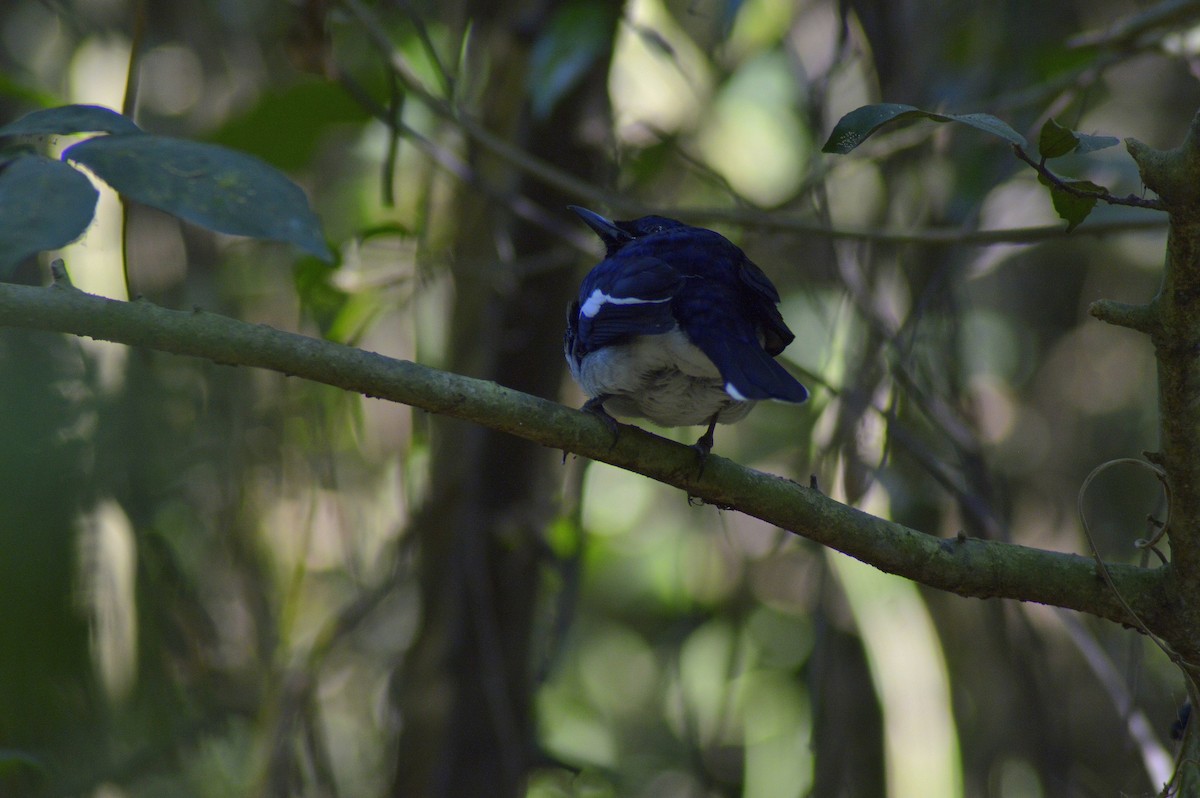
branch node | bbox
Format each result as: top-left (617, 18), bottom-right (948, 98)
top-left (48, 259), bottom-right (74, 289)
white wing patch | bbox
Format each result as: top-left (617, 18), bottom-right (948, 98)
top-left (724, 382), bottom-right (748, 402)
top-left (580, 288), bottom-right (673, 318)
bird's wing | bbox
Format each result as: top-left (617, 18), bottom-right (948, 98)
top-left (736, 256), bottom-right (795, 355)
top-left (647, 228), bottom-right (796, 356)
top-left (571, 256), bottom-right (685, 354)
top-left (675, 283), bottom-right (809, 403)
top-left (736, 256), bottom-right (782, 303)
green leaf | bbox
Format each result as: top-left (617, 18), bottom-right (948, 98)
top-left (822, 103), bottom-right (924, 153)
top-left (64, 135), bottom-right (332, 261)
top-left (0, 104), bottom-right (141, 138)
top-left (946, 113), bottom-right (1027, 147)
top-left (294, 257), bottom-right (351, 336)
top-left (207, 80), bottom-right (371, 171)
top-left (1047, 180), bottom-right (1106, 231)
top-left (0, 748), bottom-right (46, 778)
top-left (1039, 118), bottom-right (1079, 159)
top-left (1073, 131), bottom-right (1120, 155)
top-left (822, 103), bottom-right (1027, 154)
top-left (0, 155), bottom-right (98, 277)
top-left (0, 74), bottom-right (60, 109)
top-left (1038, 118), bottom-right (1119, 159)
top-left (528, 0), bottom-right (615, 120)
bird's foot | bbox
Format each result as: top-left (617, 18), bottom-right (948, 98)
top-left (583, 396), bottom-right (622, 447)
top-left (563, 397), bottom-right (621, 464)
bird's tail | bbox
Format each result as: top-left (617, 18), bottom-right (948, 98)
top-left (701, 333), bottom-right (808, 403)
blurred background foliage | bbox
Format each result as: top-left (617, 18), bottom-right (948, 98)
top-left (0, 0), bottom-right (1194, 796)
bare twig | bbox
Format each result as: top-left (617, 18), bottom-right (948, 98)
top-left (1012, 144), bottom-right (1166, 211)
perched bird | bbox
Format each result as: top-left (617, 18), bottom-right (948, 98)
top-left (564, 206), bottom-right (808, 458)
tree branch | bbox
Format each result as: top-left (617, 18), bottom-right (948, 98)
top-left (0, 280), bottom-right (1172, 631)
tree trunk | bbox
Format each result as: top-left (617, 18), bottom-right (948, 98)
top-left (390, 4), bottom-right (621, 796)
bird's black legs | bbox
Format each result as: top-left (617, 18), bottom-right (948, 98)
top-left (691, 414), bottom-right (720, 474)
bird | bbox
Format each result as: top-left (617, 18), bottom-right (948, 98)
top-left (564, 206), bottom-right (808, 460)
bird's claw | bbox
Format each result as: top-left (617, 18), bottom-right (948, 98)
top-left (582, 396), bottom-right (621, 449)
top-left (562, 397), bottom-right (621, 465)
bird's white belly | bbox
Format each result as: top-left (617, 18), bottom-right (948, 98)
top-left (572, 330), bottom-right (753, 427)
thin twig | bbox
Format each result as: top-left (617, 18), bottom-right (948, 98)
top-left (1012, 144), bottom-right (1166, 211)
top-left (339, 0), bottom-right (1167, 247)
top-left (1076, 458), bottom-right (1194, 688)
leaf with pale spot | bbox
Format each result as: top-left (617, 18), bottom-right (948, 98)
top-left (821, 103), bottom-right (1027, 154)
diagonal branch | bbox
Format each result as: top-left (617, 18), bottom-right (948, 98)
top-left (0, 280), bottom-right (1172, 631)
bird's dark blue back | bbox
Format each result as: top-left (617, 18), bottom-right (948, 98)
top-left (567, 210), bottom-right (807, 407)
top-left (586, 223), bottom-right (794, 354)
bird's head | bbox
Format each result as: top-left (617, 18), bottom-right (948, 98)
top-left (569, 206), bottom-right (687, 257)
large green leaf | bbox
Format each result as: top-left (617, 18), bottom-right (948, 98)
top-left (64, 135), bottom-right (332, 261)
top-left (0, 104), bottom-right (141, 137)
top-left (0, 747), bottom-right (46, 792)
top-left (822, 103), bottom-right (1027, 154)
top-left (207, 80), bottom-right (371, 171)
top-left (528, 0), bottom-right (615, 120)
top-left (0, 155), bottom-right (98, 277)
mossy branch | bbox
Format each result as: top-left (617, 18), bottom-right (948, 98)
top-left (0, 280), bottom-right (1170, 630)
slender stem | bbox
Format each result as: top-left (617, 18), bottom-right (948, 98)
top-left (119, 0), bottom-right (148, 302)
top-left (339, 0), bottom-right (1166, 247)
top-left (1012, 144), bottom-right (1166, 211)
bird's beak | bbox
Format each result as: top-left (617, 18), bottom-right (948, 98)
top-left (568, 206), bottom-right (633, 247)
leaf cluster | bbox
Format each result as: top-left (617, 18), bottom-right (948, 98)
top-left (822, 103), bottom-right (1135, 231)
top-left (0, 104), bottom-right (332, 277)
